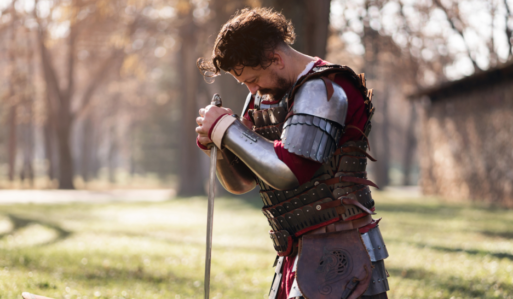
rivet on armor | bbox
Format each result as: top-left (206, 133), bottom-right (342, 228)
top-left (314, 181), bottom-right (319, 186)
top-left (378, 246), bottom-right (381, 249)
top-left (316, 205), bottom-right (321, 210)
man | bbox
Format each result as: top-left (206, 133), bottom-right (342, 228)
top-left (196, 7), bottom-right (389, 299)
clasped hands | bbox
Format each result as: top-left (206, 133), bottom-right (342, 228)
top-left (196, 105), bottom-right (233, 147)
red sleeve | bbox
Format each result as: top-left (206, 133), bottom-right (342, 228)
top-left (334, 75), bottom-right (368, 145)
top-left (273, 76), bottom-right (368, 185)
top-left (274, 140), bottom-right (323, 185)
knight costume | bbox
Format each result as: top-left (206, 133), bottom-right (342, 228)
top-left (199, 59), bottom-right (389, 299)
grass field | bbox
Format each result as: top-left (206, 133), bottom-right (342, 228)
top-left (1, 190), bottom-right (513, 299)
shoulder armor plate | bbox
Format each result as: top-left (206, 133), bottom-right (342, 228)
top-left (291, 78), bottom-right (348, 127)
top-left (281, 115), bottom-right (344, 163)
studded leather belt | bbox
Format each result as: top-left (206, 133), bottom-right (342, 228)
top-left (306, 214), bottom-right (373, 235)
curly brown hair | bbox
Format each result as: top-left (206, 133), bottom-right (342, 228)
top-left (197, 7), bottom-right (296, 78)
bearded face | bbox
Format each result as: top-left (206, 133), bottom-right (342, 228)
top-left (257, 71), bottom-right (293, 101)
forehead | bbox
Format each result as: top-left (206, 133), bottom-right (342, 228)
top-left (228, 65), bottom-right (265, 82)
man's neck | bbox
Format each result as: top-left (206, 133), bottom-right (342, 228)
top-left (285, 48), bottom-right (317, 83)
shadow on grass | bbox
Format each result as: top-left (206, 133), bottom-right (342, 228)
top-left (480, 230), bottom-right (513, 240)
top-left (0, 213), bottom-right (72, 246)
top-left (425, 244), bottom-right (513, 261)
top-left (388, 265), bottom-right (513, 296)
top-left (376, 201), bottom-right (461, 216)
top-left (388, 239), bottom-right (513, 261)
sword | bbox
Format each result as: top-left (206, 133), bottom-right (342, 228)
top-left (205, 93), bottom-right (222, 299)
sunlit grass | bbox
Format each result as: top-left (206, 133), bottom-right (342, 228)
top-left (1, 191), bottom-right (513, 298)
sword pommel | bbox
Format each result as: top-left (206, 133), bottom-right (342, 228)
top-left (211, 93), bottom-right (222, 107)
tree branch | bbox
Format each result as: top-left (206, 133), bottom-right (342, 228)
top-left (433, 0), bottom-right (482, 72)
top-left (74, 16), bottom-right (141, 120)
top-left (504, 0), bottom-right (513, 58)
top-left (33, 0), bottom-right (62, 127)
top-left (73, 48), bottom-right (125, 120)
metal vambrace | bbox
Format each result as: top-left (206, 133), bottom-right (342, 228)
top-left (215, 148), bottom-right (256, 194)
top-left (222, 120), bottom-right (300, 191)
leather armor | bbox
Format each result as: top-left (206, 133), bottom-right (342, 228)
top-left (245, 65), bottom-right (389, 298)
top-left (215, 64), bottom-right (389, 298)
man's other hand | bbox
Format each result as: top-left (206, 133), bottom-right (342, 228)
top-left (196, 105), bottom-right (233, 147)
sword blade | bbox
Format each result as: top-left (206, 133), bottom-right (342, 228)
top-left (204, 146), bottom-right (217, 299)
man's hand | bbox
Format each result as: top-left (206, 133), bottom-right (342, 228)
top-left (196, 105), bottom-right (234, 147)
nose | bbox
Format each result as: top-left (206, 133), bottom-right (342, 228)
top-left (246, 83), bottom-right (259, 95)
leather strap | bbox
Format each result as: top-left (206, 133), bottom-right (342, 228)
top-left (335, 146), bottom-right (377, 162)
top-left (307, 214), bottom-right (373, 235)
top-left (321, 77), bottom-right (334, 101)
top-left (320, 176), bottom-right (379, 189)
top-left (346, 125), bottom-right (371, 152)
top-left (342, 197), bottom-right (375, 215)
top-left (211, 114), bottom-right (236, 148)
top-left (316, 197), bottom-right (375, 215)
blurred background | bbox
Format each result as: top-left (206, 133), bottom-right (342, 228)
top-left (1, 0), bottom-right (513, 298)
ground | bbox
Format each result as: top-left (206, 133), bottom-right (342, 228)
top-left (0, 189), bottom-right (512, 299)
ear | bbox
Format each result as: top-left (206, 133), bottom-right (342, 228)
top-left (270, 51), bottom-right (285, 70)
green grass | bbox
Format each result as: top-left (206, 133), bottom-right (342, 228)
top-left (1, 191), bottom-right (513, 299)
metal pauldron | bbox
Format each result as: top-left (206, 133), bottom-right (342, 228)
top-left (281, 114), bottom-right (344, 163)
top-left (292, 78), bottom-right (349, 127)
top-left (222, 120), bottom-right (300, 191)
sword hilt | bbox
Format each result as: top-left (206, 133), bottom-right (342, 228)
top-left (207, 94), bottom-right (223, 150)
top-left (211, 93), bottom-right (222, 107)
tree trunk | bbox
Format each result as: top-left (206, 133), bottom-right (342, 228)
top-left (43, 121), bottom-right (56, 182)
top-left (402, 102), bottom-right (417, 185)
top-left (108, 127), bottom-right (117, 184)
top-left (374, 90), bottom-right (390, 188)
top-left (177, 6), bottom-right (205, 196)
top-left (7, 105), bottom-right (17, 182)
top-left (20, 106), bottom-right (35, 187)
top-left (56, 122), bottom-right (75, 189)
top-left (81, 115), bottom-right (94, 183)
top-left (261, 0), bottom-right (331, 57)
